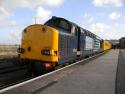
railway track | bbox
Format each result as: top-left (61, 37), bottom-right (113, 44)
top-left (0, 56), bottom-right (29, 90)
top-left (0, 65), bottom-right (26, 74)
top-left (0, 73), bottom-right (33, 90)
top-left (0, 57), bottom-right (25, 74)
top-left (0, 66), bottom-right (30, 90)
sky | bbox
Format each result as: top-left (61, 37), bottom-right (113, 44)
top-left (0, 0), bottom-right (125, 44)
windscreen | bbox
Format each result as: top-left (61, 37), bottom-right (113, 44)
top-left (44, 18), bottom-right (71, 32)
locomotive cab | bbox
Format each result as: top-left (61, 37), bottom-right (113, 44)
top-left (18, 24), bottom-right (59, 73)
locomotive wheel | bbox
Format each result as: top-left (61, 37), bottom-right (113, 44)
top-left (33, 62), bottom-right (46, 76)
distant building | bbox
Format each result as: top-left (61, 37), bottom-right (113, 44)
top-left (108, 40), bottom-right (120, 49)
top-left (119, 37), bottom-right (125, 49)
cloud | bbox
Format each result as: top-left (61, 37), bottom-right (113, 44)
top-left (0, 0), bottom-right (63, 9)
top-left (109, 12), bottom-right (121, 20)
top-left (9, 29), bottom-right (21, 44)
top-left (0, 20), bottom-right (17, 29)
top-left (93, 0), bottom-right (123, 7)
top-left (43, 0), bottom-right (64, 7)
top-left (89, 23), bottom-right (123, 39)
top-left (114, 23), bottom-right (125, 30)
top-left (0, 0), bottom-right (64, 44)
top-left (10, 20), bottom-right (17, 26)
top-left (34, 7), bottom-right (52, 24)
top-left (123, 17), bottom-right (125, 20)
top-left (0, 7), bottom-right (10, 20)
top-left (90, 23), bottom-right (114, 32)
top-left (83, 13), bottom-right (94, 23)
top-left (0, 0), bottom-right (63, 20)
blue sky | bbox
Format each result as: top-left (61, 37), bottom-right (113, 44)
top-left (0, 0), bottom-right (125, 44)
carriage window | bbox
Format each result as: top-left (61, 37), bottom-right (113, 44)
top-left (75, 27), bottom-right (81, 36)
top-left (75, 28), bottom-right (78, 36)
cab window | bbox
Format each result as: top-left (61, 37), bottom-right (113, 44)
top-left (44, 19), bottom-right (58, 27)
top-left (44, 18), bottom-right (71, 33)
top-left (59, 20), bottom-right (70, 31)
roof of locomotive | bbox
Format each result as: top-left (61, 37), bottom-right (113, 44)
top-left (46, 16), bottom-right (102, 40)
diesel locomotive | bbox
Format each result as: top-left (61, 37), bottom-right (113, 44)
top-left (18, 16), bottom-right (111, 75)
top-left (103, 40), bottom-right (111, 50)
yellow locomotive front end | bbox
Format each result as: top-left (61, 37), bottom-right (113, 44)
top-left (18, 24), bottom-right (58, 74)
top-left (103, 40), bottom-right (111, 51)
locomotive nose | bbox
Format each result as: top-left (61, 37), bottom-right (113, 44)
top-left (19, 24), bottom-right (59, 62)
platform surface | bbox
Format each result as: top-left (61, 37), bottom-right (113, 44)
top-left (2, 50), bottom-right (119, 94)
top-left (116, 49), bottom-right (125, 94)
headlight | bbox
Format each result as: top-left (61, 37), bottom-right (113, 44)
top-left (17, 48), bottom-right (25, 53)
top-left (41, 49), bottom-right (51, 56)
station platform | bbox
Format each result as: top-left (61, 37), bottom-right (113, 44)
top-left (1, 50), bottom-right (120, 94)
